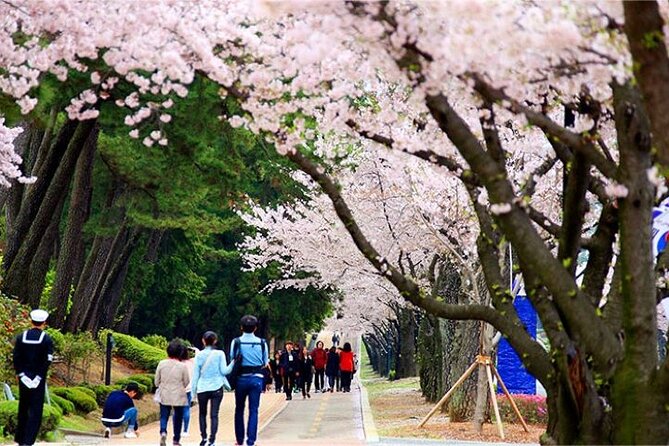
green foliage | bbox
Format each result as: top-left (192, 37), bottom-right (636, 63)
top-left (48, 392), bottom-right (76, 415)
top-left (0, 401), bottom-right (62, 438)
top-left (114, 379), bottom-right (148, 395)
top-left (50, 387), bottom-right (98, 414)
top-left (52, 331), bottom-right (101, 383)
top-left (79, 383), bottom-right (119, 406)
top-left (0, 295), bottom-right (31, 382)
top-left (141, 335), bottom-right (168, 350)
top-left (388, 370), bottom-right (397, 381)
top-left (101, 331), bottom-right (166, 371)
top-left (125, 374), bottom-right (155, 391)
top-left (497, 394), bottom-right (548, 425)
top-left (45, 328), bottom-right (65, 353)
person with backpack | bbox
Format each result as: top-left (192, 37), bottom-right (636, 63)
top-left (191, 331), bottom-right (234, 446)
top-left (229, 315), bottom-right (269, 446)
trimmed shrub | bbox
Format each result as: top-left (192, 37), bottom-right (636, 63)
top-left (80, 383), bottom-right (119, 406)
top-left (497, 393), bottom-right (548, 425)
top-left (0, 400), bottom-right (62, 438)
top-left (141, 334), bottom-right (168, 350)
top-left (51, 387), bottom-right (98, 414)
top-left (100, 331), bottom-right (166, 371)
top-left (48, 392), bottom-right (75, 415)
top-left (70, 386), bottom-right (96, 400)
top-left (126, 374), bottom-right (154, 391)
top-left (114, 379), bottom-right (148, 395)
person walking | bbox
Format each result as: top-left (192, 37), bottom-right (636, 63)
top-left (230, 315), bottom-right (270, 446)
top-left (279, 342), bottom-right (298, 400)
top-left (191, 331), bottom-right (233, 446)
top-left (155, 339), bottom-right (190, 446)
top-left (270, 351), bottom-right (283, 393)
top-left (339, 342), bottom-right (355, 393)
top-left (180, 346), bottom-right (198, 438)
top-left (325, 346), bottom-right (339, 393)
top-left (299, 346), bottom-right (314, 399)
top-left (101, 382), bottom-right (141, 439)
top-left (311, 341), bottom-right (327, 393)
top-left (12, 309), bottom-right (54, 446)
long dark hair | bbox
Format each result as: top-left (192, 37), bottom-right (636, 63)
top-left (343, 342), bottom-right (352, 352)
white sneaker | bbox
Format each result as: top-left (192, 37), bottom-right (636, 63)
top-left (182, 431), bottom-right (190, 438)
top-left (104, 427), bottom-right (111, 439)
top-left (124, 429), bottom-right (137, 439)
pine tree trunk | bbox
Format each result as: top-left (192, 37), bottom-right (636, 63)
top-left (48, 126), bottom-right (97, 327)
top-left (3, 120), bottom-right (96, 303)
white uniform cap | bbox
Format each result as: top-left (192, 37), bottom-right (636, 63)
top-left (30, 309), bottom-right (49, 323)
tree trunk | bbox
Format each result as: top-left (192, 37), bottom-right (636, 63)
top-left (3, 120), bottom-right (96, 303)
top-left (3, 119), bottom-right (80, 271)
top-left (396, 307), bottom-right (418, 378)
top-left (48, 126), bottom-right (98, 327)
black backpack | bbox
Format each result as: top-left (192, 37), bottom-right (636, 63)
top-left (228, 338), bottom-right (269, 390)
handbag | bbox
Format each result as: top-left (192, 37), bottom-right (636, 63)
top-left (153, 387), bottom-right (161, 404)
top-left (227, 338), bottom-right (243, 391)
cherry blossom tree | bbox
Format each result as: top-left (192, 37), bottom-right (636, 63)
top-left (2, 0), bottom-right (669, 443)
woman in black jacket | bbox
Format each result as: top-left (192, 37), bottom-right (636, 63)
top-left (325, 346), bottom-right (339, 393)
top-left (270, 351), bottom-right (282, 393)
top-left (298, 346), bottom-right (314, 399)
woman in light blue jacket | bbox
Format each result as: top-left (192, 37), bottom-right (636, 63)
top-left (191, 331), bottom-right (235, 446)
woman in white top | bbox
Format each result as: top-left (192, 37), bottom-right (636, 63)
top-left (155, 339), bottom-right (190, 446)
top-left (191, 331), bottom-right (234, 446)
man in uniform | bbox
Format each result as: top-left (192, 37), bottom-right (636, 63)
top-left (12, 309), bottom-right (54, 446)
top-left (231, 315), bottom-right (269, 446)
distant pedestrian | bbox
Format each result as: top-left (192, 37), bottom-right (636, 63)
top-left (331, 332), bottom-right (340, 347)
top-left (339, 342), bottom-right (355, 393)
top-left (180, 346), bottom-right (198, 438)
top-left (270, 351), bottom-right (283, 393)
top-left (325, 346), bottom-right (339, 393)
top-left (13, 309), bottom-right (54, 446)
top-left (101, 382), bottom-right (141, 439)
top-left (299, 346), bottom-right (314, 399)
top-left (311, 341), bottom-right (327, 393)
top-left (191, 331), bottom-right (233, 446)
top-left (279, 342), bottom-right (298, 400)
top-left (155, 339), bottom-right (190, 446)
top-left (231, 315), bottom-right (270, 446)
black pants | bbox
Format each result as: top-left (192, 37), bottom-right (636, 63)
top-left (341, 371), bottom-right (353, 391)
top-left (16, 381), bottom-right (46, 446)
top-left (283, 373), bottom-right (296, 399)
top-left (197, 387), bottom-right (223, 443)
top-left (273, 375), bottom-right (283, 393)
top-left (314, 369), bottom-right (325, 391)
top-left (301, 374), bottom-right (312, 396)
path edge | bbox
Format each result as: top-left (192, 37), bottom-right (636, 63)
top-left (359, 378), bottom-right (379, 443)
top-left (258, 397), bottom-right (289, 433)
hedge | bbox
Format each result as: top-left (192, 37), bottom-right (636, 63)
top-left (114, 379), bottom-right (148, 395)
top-left (51, 387), bottom-right (98, 414)
top-left (48, 392), bottom-right (75, 415)
top-left (126, 374), bottom-right (155, 391)
top-left (80, 383), bottom-right (120, 406)
top-left (497, 394), bottom-right (548, 425)
top-left (0, 400), bottom-right (62, 438)
top-left (101, 331), bottom-right (166, 371)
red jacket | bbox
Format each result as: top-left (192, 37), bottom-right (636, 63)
top-left (311, 347), bottom-right (328, 369)
top-left (339, 350), bottom-right (355, 372)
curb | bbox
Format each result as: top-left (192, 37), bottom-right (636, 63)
top-left (259, 396), bottom-right (289, 433)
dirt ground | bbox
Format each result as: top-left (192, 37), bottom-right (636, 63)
top-left (367, 380), bottom-right (545, 444)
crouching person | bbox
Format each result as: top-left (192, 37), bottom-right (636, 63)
top-left (101, 382), bottom-right (141, 439)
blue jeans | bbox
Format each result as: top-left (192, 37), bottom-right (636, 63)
top-left (183, 391), bottom-right (192, 433)
top-left (234, 375), bottom-right (263, 446)
top-left (102, 407), bottom-right (138, 431)
top-left (160, 404), bottom-right (185, 444)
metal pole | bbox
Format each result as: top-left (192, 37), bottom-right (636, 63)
top-left (105, 333), bottom-right (113, 385)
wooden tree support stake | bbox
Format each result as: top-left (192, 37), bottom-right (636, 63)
top-left (418, 354), bottom-right (530, 439)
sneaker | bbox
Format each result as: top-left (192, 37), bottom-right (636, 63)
top-left (124, 429), bottom-right (138, 439)
top-left (200, 440), bottom-right (207, 446)
top-left (104, 427), bottom-right (111, 439)
top-left (160, 432), bottom-right (167, 446)
top-left (182, 431), bottom-right (190, 438)
top-left (307, 393), bottom-right (311, 398)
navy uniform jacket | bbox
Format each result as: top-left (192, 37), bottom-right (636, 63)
top-left (279, 350), bottom-right (299, 374)
top-left (13, 328), bottom-right (54, 380)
